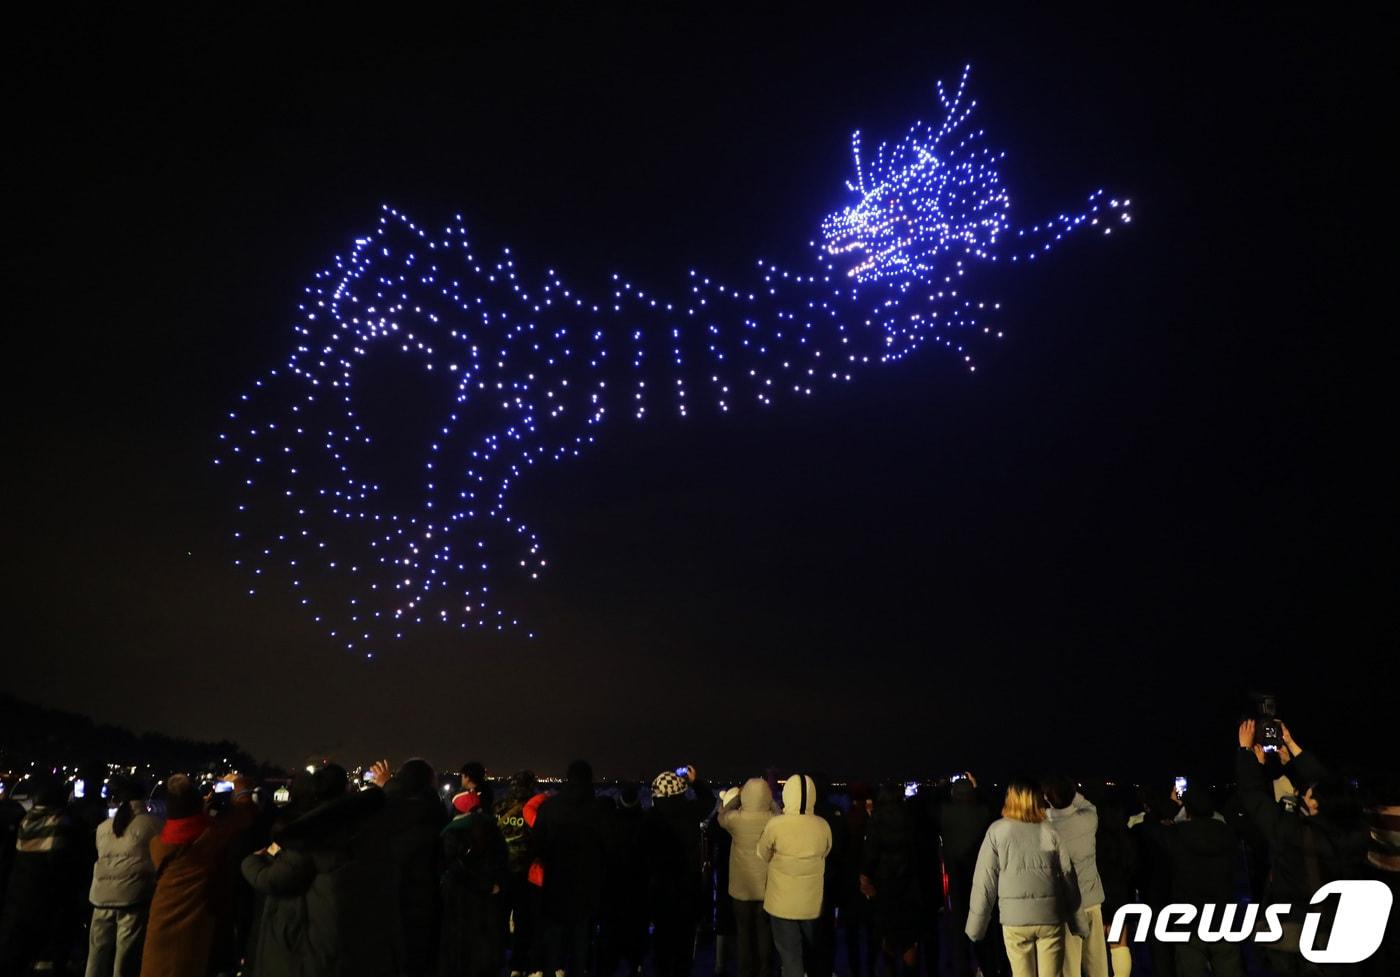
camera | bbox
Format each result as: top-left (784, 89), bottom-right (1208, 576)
top-left (1252, 692), bottom-right (1283, 751)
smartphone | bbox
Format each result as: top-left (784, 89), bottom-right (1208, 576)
top-left (1174, 776), bottom-right (1188, 795)
top-left (73, 779), bottom-right (86, 799)
top-left (1261, 744), bottom-right (1279, 753)
top-left (951, 773), bottom-right (966, 782)
top-left (213, 780), bottom-right (235, 794)
top-left (107, 805), bottom-right (120, 820)
top-left (904, 781), bottom-right (919, 798)
top-left (675, 766), bottom-right (689, 777)
top-left (362, 769), bottom-right (377, 783)
top-left (273, 786), bottom-right (292, 806)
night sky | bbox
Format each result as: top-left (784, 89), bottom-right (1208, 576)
top-left (9, 8), bottom-right (1393, 783)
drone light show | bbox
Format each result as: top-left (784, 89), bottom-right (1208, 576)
top-left (218, 67), bottom-right (1132, 657)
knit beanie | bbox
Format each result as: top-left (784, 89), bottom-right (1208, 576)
top-left (652, 771), bottom-right (689, 799)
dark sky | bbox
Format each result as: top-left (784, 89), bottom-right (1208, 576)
top-left (8, 7), bottom-right (1394, 783)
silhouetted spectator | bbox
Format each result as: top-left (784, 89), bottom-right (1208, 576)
top-left (534, 760), bottom-right (606, 977)
top-left (240, 761), bottom-right (400, 977)
top-left (1235, 721), bottom-right (1368, 977)
top-left (643, 767), bottom-right (716, 977)
top-left (938, 776), bottom-right (996, 977)
top-left (439, 790), bottom-right (509, 977)
top-left (843, 781), bottom-right (878, 977)
top-left (861, 785), bottom-right (923, 977)
top-left (0, 776), bottom-right (86, 974)
top-left (598, 782), bottom-right (647, 977)
top-left (496, 770), bottom-right (543, 977)
top-left (387, 758), bottom-right (450, 977)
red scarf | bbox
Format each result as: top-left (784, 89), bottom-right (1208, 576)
top-left (160, 813), bottom-right (212, 846)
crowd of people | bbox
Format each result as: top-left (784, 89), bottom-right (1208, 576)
top-left (0, 721), bottom-right (1395, 977)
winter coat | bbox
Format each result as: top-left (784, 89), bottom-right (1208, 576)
top-left (383, 785), bottom-right (449, 976)
top-left (718, 779), bottom-right (777, 901)
top-left (1156, 816), bottom-right (1237, 906)
top-left (862, 798), bottom-right (923, 946)
top-left (938, 796), bottom-right (995, 879)
top-left (437, 810), bottom-right (508, 977)
top-left (533, 782), bottom-right (606, 919)
top-left (494, 793), bottom-right (535, 876)
top-left (602, 801), bottom-right (646, 916)
top-left (643, 778), bottom-right (717, 904)
top-left (1235, 748), bottom-right (1369, 921)
top-left (240, 787), bottom-right (400, 977)
top-left (1046, 792), bottom-right (1106, 909)
top-left (90, 805), bottom-right (161, 907)
top-left (1090, 796), bottom-right (1136, 919)
top-left (141, 798), bottom-right (257, 977)
top-left (0, 805), bottom-right (86, 973)
top-left (966, 817), bottom-right (1081, 940)
top-left (756, 775), bottom-right (832, 921)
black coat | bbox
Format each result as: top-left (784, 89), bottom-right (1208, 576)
top-left (1091, 799), bottom-right (1137, 918)
top-left (384, 786), bottom-right (450, 977)
top-left (437, 811), bottom-right (508, 977)
top-left (861, 800), bottom-right (923, 947)
top-left (603, 803), bottom-right (646, 914)
top-left (937, 797), bottom-right (995, 872)
top-left (533, 783), bottom-right (607, 920)
top-left (241, 787), bottom-right (401, 977)
top-left (1157, 817), bottom-right (1237, 906)
top-left (641, 783), bottom-right (715, 913)
top-left (1235, 749), bottom-right (1369, 916)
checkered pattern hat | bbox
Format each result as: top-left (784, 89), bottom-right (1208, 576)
top-left (651, 770), bottom-right (689, 798)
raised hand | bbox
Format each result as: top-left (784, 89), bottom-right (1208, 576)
top-left (1237, 719), bottom-right (1256, 751)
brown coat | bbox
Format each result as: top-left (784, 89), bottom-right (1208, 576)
top-left (140, 798), bottom-right (255, 977)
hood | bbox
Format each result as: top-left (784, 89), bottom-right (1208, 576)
top-left (781, 774), bottom-right (817, 815)
top-left (739, 777), bottom-right (773, 811)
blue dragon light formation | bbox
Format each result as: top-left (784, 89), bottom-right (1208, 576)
top-left (219, 68), bottom-right (1131, 657)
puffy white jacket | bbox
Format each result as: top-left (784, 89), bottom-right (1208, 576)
top-left (89, 805), bottom-right (160, 907)
top-left (756, 774), bottom-right (831, 920)
top-left (718, 778), bottom-right (778, 901)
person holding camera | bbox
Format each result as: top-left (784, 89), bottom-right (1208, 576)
top-left (718, 777), bottom-right (779, 977)
top-left (1235, 720), bottom-right (1368, 975)
top-left (642, 765), bottom-right (716, 977)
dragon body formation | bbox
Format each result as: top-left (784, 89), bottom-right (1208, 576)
top-left (220, 68), bottom-right (1131, 655)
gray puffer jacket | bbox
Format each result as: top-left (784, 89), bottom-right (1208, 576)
top-left (966, 817), bottom-right (1081, 940)
top-left (1046, 792), bottom-right (1105, 909)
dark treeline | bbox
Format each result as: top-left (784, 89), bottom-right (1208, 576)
top-left (0, 695), bottom-right (262, 778)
